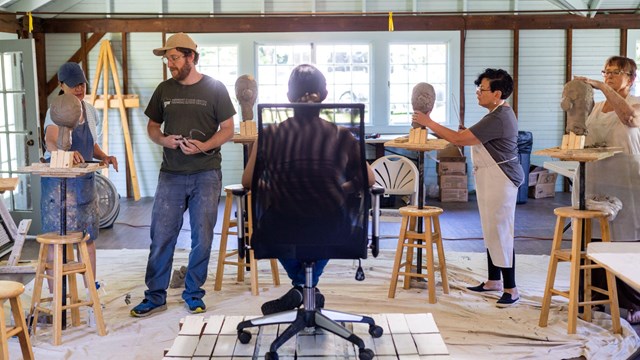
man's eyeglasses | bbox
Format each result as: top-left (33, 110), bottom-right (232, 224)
top-left (601, 69), bottom-right (630, 77)
top-left (476, 86), bottom-right (492, 92)
top-left (162, 54), bottom-right (185, 65)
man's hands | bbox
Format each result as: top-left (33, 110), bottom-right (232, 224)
top-left (179, 138), bottom-right (206, 155)
top-left (162, 134), bottom-right (206, 155)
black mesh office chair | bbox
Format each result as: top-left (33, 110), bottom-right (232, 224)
top-left (235, 103), bottom-right (383, 360)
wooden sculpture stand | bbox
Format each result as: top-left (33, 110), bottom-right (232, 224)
top-left (18, 162), bottom-right (106, 335)
top-left (385, 137), bottom-right (449, 283)
top-left (534, 147), bottom-right (622, 334)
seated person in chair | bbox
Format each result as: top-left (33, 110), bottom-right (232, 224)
top-left (242, 64), bottom-right (375, 315)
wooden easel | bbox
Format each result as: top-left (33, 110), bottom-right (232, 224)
top-left (89, 40), bottom-right (141, 200)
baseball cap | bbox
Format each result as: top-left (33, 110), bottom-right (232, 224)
top-left (58, 62), bottom-right (88, 88)
top-left (153, 33), bottom-right (198, 56)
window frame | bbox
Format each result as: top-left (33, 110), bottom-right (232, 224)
top-left (192, 31), bottom-right (460, 134)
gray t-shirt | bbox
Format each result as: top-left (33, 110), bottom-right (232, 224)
top-left (469, 105), bottom-right (524, 187)
top-left (145, 75), bottom-right (236, 174)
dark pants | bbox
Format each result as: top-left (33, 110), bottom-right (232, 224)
top-left (487, 249), bottom-right (516, 289)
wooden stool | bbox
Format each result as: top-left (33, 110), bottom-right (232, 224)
top-left (214, 185), bottom-right (280, 295)
top-left (30, 231), bottom-right (106, 345)
top-left (0, 281), bottom-right (33, 360)
top-left (388, 205), bottom-right (449, 303)
top-left (539, 206), bottom-right (621, 334)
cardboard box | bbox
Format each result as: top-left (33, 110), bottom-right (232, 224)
top-left (437, 144), bottom-right (464, 159)
top-left (528, 183), bottom-right (555, 199)
top-left (536, 172), bottom-right (557, 185)
top-left (441, 188), bottom-right (468, 202)
top-left (528, 166), bottom-right (548, 186)
top-left (438, 157), bottom-right (467, 175)
top-left (439, 174), bottom-right (467, 189)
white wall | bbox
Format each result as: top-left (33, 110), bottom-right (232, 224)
top-left (37, 3), bottom-right (635, 198)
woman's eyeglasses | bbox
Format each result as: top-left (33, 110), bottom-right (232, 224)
top-left (601, 69), bottom-right (630, 77)
top-left (476, 86), bottom-right (492, 92)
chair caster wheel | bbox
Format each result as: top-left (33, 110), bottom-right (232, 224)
top-left (237, 330), bottom-right (252, 344)
top-left (358, 348), bottom-right (375, 360)
top-left (368, 324), bottom-right (383, 338)
top-left (265, 351), bottom-right (279, 360)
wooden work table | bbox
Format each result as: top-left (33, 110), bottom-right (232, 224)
top-left (587, 242), bottom-right (640, 292)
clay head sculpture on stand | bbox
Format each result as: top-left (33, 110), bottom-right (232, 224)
top-left (235, 74), bottom-right (258, 121)
top-left (50, 93), bottom-right (82, 151)
top-left (411, 82), bottom-right (436, 128)
top-left (561, 79), bottom-right (594, 136)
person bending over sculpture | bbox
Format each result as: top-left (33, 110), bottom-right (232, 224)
top-left (242, 64), bottom-right (375, 315)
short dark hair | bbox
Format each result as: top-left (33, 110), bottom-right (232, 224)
top-left (176, 47), bottom-right (199, 65)
top-left (474, 68), bottom-right (514, 99)
top-left (287, 64), bottom-right (328, 103)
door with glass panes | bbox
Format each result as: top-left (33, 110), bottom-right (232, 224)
top-left (0, 39), bottom-right (42, 233)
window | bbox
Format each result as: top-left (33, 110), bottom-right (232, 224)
top-left (257, 44), bottom-right (311, 103)
top-left (389, 43), bottom-right (448, 126)
top-left (197, 45), bottom-right (240, 111)
top-left (256, 43), bottom-right (371, 122)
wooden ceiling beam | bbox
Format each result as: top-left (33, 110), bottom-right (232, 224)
top-left (0, 10), bottom-right (18, 33)
top-left (38, 13), bottom-right (640, 33)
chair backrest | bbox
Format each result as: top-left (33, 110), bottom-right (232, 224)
top-left (370, 155), bottom-right (419, 205)
top-left (250, 103), bottom-right (370, 262)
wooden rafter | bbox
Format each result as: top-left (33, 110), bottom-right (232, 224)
top-left (35, 13), bottom-right (640, 34)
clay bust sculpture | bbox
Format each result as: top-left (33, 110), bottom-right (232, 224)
top-left (235, 74), bottom-right (258, 121)
top-left (50, 93), bottom-right (82, 150)
top-left (561, 79), bottom-right (594, 136)
top-left (411, 82), bottom-right (436, 128)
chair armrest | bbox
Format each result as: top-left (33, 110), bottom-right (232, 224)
top-left (369, 185), bottom-right (385, 258)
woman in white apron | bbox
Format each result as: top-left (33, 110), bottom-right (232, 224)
top-left (413, 68), bottom-right (524, 307)
top-left (574, 56), bottom-right (640, 324)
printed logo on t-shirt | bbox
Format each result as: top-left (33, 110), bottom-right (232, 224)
top-left (168, 98), bottom-right (208, 106)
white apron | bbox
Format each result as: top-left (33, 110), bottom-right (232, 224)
top-left (571, 98), bottom-right (640, 241)
top-left (471, 143), bottom-right (518, 267)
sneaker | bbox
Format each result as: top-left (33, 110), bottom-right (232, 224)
top-left (130, 299), bottom-right (167, 317)
top-left (261, 286), bottom-right (304, 315)
top-left (185, 297), bottom-right (206, 314)
top-left (496, 293), bottom-right (520, 308)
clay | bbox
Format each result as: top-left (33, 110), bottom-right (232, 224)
top-left (411, 82), bottom-right (436, 128)
top-left (50, 93), bottom-right (82, 150)
top-left (235, 74), bottom-right (258, 121)
top-left (561, 80), bottom-right (594, 135)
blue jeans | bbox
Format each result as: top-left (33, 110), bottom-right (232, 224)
top-left (279, 259), bottom-right (329, 287)
top-left (144, 169), bottom-right (222, 304)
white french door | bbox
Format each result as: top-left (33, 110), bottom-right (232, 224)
top-left (0, 39), bottom-right (42, 233)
